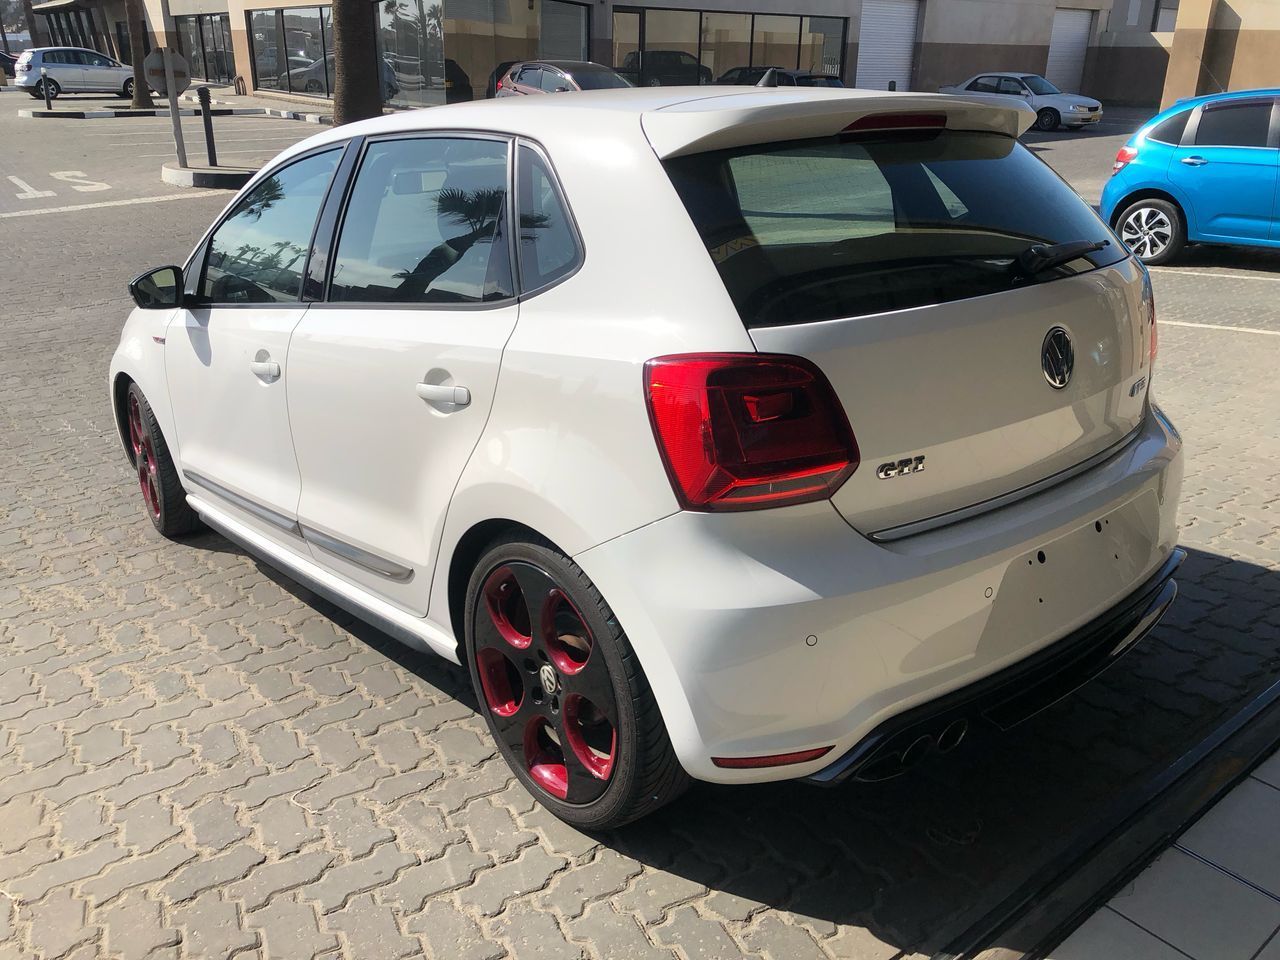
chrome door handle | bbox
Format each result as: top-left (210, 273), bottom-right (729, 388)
top-left (415, 382), bottom-right (471, 406)
top-left (1180, 156), bottom-right (1208, 166)
top-left (249, 359), bottom-right (281, 378)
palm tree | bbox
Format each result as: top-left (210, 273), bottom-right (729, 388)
top-left (123, 0), bottom-right (154, 109)
top-left (330, 0), bottom-right (382, 125)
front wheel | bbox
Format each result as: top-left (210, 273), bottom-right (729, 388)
top-left (465, 536), bottom-right (688, 830)
top-left (121, 77), bottom-right (134, 99)
top-left (1117, 198), bottom-right (1185, 265)
top-left (125, 384), bottom-right (202, 539)
top-left (1035, 107), bottom-right (1059, 132)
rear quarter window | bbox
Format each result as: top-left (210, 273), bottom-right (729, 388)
top-left (1145, 110), bottom-right (1190, 145)
top-left (664, 130), bottom-right (1125, 327)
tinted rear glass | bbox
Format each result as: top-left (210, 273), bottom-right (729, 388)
top-left (1147, 110), bottom-right (1190, 145)
top-left (569, 66), bottom-right (630, 89)
top-left (664, 130), bottom-right (1124, 327)
top-left (1195, 101), bottom-right (1272, 147)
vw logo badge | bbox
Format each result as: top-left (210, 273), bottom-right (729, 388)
top-left (539, 663), bottom-right (558, 697)
top-left (1041, 326), bottom-right (1074, 389)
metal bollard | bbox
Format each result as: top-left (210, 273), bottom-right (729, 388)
top-left (41, 66), bottom-right (51, 109)
top-left (196, 85), bottom-right (217, 167)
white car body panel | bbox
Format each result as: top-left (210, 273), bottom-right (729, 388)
top-left (939, 72), bottom-right (1103, 127)
top-left (14, 47), bottom-right (133, 94)
top-left (108, 88), bottom-right (1180, 787)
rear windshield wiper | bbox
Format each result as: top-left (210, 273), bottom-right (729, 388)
top-left (1013, 239), bottom-right (1108, 278)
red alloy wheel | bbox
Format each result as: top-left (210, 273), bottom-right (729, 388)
top-left (474, 562), bottom-right (618, 804)
top-left (128, 393), bottom-right (161, 520)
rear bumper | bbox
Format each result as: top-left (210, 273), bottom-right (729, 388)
top-left (576, 407), bottom-right (1183, 783)
top-left (807, 545), bottom-right (1185, 784)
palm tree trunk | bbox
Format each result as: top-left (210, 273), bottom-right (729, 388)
top-left (331, 0), bottom-right (382, 125)
top-left (20, 0), bottom-right (49, 48)
top-left (123, 0), bottom-right (155, 108)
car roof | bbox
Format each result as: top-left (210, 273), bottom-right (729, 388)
top-left (966, 71), bottom-right (1040, 80)
top-left (28, 46), bottom-right (106, 54)
top-left (272, 87), bottom-right (1032, 167)
top-left (1170, 87), bottom-right (1280, 109)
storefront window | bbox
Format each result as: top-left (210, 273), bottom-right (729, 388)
top-left (700, 12), bottom-right (750, 83)
top-left (282, 7), bottom-right (325, 94)
top-left (174, 13), bottom-right (233, 84)
top-left (249, 9), bottom-right (284, 90)
top-left (751, 15), bottom-right (799, 72)
top-left (613, 9), bottom-right (640, 81)
top-left (800, 16), bottom-right (843, 76)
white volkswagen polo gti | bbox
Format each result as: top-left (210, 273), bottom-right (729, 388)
top-left (110, 88), bottom-right (1185, 829)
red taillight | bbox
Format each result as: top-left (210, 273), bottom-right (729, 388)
top-left (17, 62), bottom-right (30, 72)
top-left (1113, 145), bottom-right (1138, 175)
top-left (843, 113), bottom-right (946, 134)
top-left (644, 353), bottom-right (859, 512)
top-left (496, 77), bottom-right (503, 90)
top-left (712, 746), bottom-right (833, 769)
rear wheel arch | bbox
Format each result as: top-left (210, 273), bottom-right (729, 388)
top-left (1110, 188), bottom-right (1186, 229)
top-left (447, 518), bottom-right (553, 658)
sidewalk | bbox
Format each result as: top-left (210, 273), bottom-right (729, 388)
top-left (1052, 748), bottom-right (1280, 959)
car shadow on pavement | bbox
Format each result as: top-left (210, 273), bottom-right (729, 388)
top-left (1165, 245), bottom-right (1280, 274)
top-left (196, 531), bottom-right (1280, 957)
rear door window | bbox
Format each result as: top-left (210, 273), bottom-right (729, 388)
top-left (664, 129), bottom-right (1124, 327)
top-left (968, 76), bottom-right (998, 93)
top-left (1195, 101), bottom-right (1273, 147)
top-left (329, 137), bottom-right (513, 304)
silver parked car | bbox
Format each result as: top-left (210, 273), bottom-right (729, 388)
top-left (13, 47), bottom-right (138, 99)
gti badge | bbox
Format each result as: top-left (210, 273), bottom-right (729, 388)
top-left (877, 456), bottom-right (926, 479)
top-left (1042, 326), bottom-right (1074, 389)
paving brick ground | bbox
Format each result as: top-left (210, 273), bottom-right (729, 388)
top-left (1, 110), bottom-right (1278, 960)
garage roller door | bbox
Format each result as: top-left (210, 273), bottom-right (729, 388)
top-left (855, 0), bottom-right (920, 92)
top-left (1045, 8), bottom-right (1093, 93)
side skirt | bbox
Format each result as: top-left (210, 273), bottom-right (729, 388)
top-left (187, 493), bottom-right (461, 664)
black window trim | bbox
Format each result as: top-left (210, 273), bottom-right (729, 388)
top-left (181, 140), bottom-right (355, 309)
top-left (513, 136), bottom-right (586, 300)
top-left (1181, 97), bottom-right (1280, 150)
top-left (309, 129), bottom-right (521, 312)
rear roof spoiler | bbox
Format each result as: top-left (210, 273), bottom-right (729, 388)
top-left (641, 91), bottom-right (1035, 159)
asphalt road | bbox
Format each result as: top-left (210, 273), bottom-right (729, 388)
top-left (1, 100), bottom-right (1278, 960)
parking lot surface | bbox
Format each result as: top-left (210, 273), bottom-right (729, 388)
top-left (1, 105), bottom-right (1278, 960)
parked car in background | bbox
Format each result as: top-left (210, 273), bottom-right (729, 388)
top-left (618, 49), bottom-right (711, 86)
top-left (939, 72), bottom-right (1102, 131)
top-left (1102, 88), bottom-right (1280, 265)
top-left (113, 88), bottom-right (1182, 830)
top-left (716, 66), bottom-right (843, 87)
top-left (486, 60), bottom-right (517, 98)
top-left (1, 52), bottom-right (17, 78)
top-left (279, 54), bottom-right (399, 101)
top-left (495, 60), bottom-right (631, 96)
top-left (13, 47), bottom-right (138, 99)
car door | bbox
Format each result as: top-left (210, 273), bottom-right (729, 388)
top-left (81, 51), bottom-right (120, 90)
top-left (45, 51), bottom-right (85, 90)
top-left (164, 145), bottom-right (346, 548)
top-left (285, 134), bottom-right (520, 614)
top-left (1169, 97), bottom-right (1280, 243)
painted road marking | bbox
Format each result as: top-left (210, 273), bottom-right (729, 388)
top-left (50, 171), bottom-right (110, 192)
top-left (135, 147), bottom-right (287, 158)
top-left (110, 136), bottom-right (306, 147)
top-left (1161, 320), bottom-right (1280, 337)
top-left (0, 192), bottom-right (230, 219)
top-left (7, 176), bottom-right (55, 200)
top-left (1151, 267), bottom-right (1280, 283)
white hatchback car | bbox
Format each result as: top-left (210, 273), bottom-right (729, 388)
top-left (939, 72), bottom-right (1103, 131)
top-left (111, 88), bottom-right (1184, 829)
top-left (14, 47), bottom-right (138, 99)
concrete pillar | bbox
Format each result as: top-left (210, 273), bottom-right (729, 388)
top-left (1160, 0), bottom-right (1218, 108)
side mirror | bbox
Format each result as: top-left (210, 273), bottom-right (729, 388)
top-left (554, 85), bottom-right (571, 93)
top-left (129, 265), bottom-right (184, 310)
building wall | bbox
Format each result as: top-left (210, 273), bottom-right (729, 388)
top-left (912, 0), bottom-right (1110, 94)
top-left (1088, 0), bottom-right (1171, 105)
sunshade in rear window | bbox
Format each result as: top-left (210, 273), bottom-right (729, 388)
top-left (663, 130), bottom-right (1124, 327)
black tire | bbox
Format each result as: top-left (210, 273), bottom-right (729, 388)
top-left (124, 383), bottom-right (202, 539)
top-left (1115, 197), bottom-right (1186, 266)
top-left (35, 78), bottom-right (60, 100)
top-left (120, 77), bottom-right (134, 99)
top-left (1035, 107), bottom-right (1059, 132)
top-left (464, 534), bottom-right (688, 830)
top-left (27, 90), bottom-right (41, 99)
top-left (305, 78), bottom-right (322, 93)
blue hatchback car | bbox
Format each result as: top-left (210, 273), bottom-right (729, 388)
top-left (1101, 89), bottom-right (1280, 265)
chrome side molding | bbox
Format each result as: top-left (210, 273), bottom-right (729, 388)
top-left (183, 470), bottom-right (301, 537)
top-left (299, 524), bottom-right (415, 582)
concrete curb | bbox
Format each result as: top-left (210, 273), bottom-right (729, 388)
top-left (18, 106), bottom-right (268, 119)
top-left (161, 161), bottom-right (255, 189)
top-left (261, 107), bottom-right (334, 125)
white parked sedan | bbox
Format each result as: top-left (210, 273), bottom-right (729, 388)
top-left (940, 72), bottom-right (1103, 131)
top-left (111, 87), bottom-right (1183, 829)
top-left (13, 46), bottom-right (138, 99)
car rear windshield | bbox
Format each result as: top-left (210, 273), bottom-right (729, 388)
top-left (663, 129), bottom-right (1124, 327)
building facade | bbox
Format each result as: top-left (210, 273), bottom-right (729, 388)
top-left (20, 0), bottom-right (1276, 110)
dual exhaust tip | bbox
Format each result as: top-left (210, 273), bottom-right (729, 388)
top-left (859, 717), bottom-right (969, 782)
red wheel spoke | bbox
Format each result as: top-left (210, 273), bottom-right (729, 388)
top-left (559, 654), bottom-right (617, 728)
top-left (557, 697), bottom-right (615, 803)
